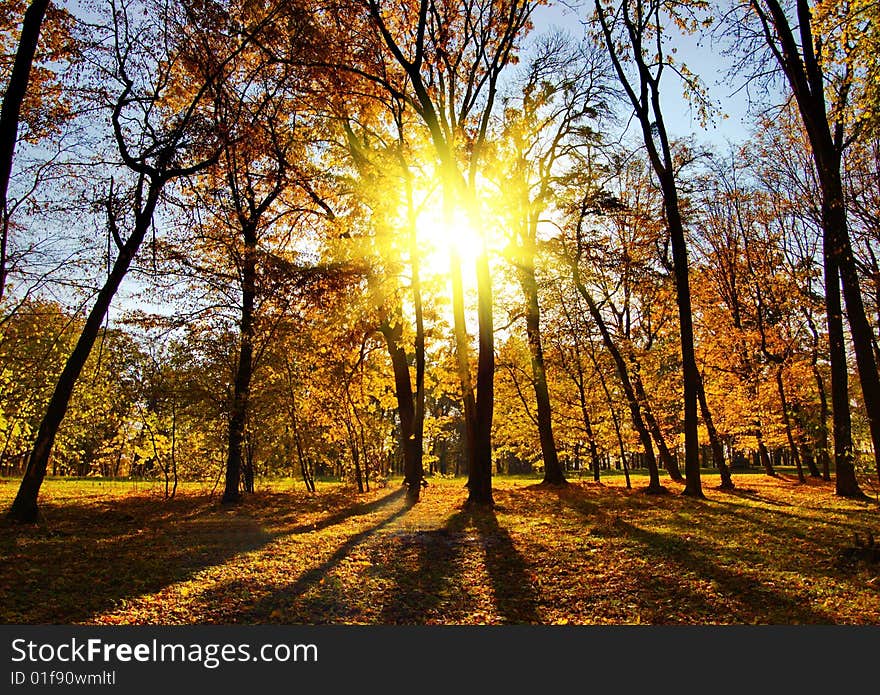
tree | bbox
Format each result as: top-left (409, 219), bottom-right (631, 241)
top-left (490, 34), bottom-right (610, 485)
top-left (343, 0), bottom-right (536, 505)
top-left (736, 0), bottom-right (880, 491)
top-left (6, 0), bottom-right (242, 522)
top-left (593, 0), bottom-right (710, 497)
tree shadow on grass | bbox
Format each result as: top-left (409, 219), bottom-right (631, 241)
top-left (551, 484), bottom-right (839, 623)
top-left (198, 489), bottom-right (413, 623)
top-left (596, 518), bottom-right (836, 623)
top-left (445, 506), bottom-right (540, 623)
top-left (0, 486), bottom-right (406, 624)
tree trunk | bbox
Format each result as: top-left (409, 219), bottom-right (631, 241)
top-left (407, 179), bottom-right (426, 497)
top-left (0, 0), bottom-right (50, 302)
top-left (7, 181), bottom-right (160, 522)
top-left (697, 372), bottom-right (734, 489)
top-left (222, 228), bottom-right (257, 504)
top-left (449, 246), bottom-right (478, 490)
top-left (469, 247), bottom-right (494, 505)
top-left (775, 366), bottom-right (805, 483)
top-left (755, 0), bottom-right (877, 487)
top-left (661, 178), bottom-right (703, 498)
top-left (575, 279), bottom-right (663, 492)
top-left (825, 254), bottom-right (863, 497)
top-left (756, 427), bottom-right (776, 477)
top-left (377, 305), bottom-right (421, 501)
top-left (806, 311), bottom-right (832, 481)
top-left (588, 340), bottom-right (629, 488)
top-left (631, 362), bottom-right (683, 481)
top-left (824, 194), bottom-right (880, 486)
top-left (518, 260), bottom-right (565, 485)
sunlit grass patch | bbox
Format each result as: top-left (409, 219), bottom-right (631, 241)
top-left (1, 474), bottom-right (878, 624)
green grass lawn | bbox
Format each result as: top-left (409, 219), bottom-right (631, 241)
top-left (1, 472), bottom-right (878, 624)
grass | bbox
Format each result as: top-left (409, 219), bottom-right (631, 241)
top-left (0, 472), bottom-right (878, 625)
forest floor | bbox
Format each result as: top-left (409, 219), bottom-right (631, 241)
top-left (1, 472), bottom-right (879, 624)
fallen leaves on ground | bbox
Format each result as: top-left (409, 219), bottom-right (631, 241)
top-left (0, 473), bottom-right (878, 625)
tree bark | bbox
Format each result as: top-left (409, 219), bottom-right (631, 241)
top-left (575, 277), bottom-right (663, 492)
top-left (377, 303), bottom-right (421, 501)
top-left (0, 0), bottom-right (50, 302)
top-left (469, 246), bottom-right (495, 505)
top-left (7, 181), bottom-right (160, 522)
top-left (775, 366), bottom-right (805, 483)
top-left (630, 361), bottom-right (683, 481)
top-left (518, 259), bottom-right (565, 485)
top-left (222, 228), bottom-right (257, 504)
top-left (751, 0), bottom-right (876, 488)
top-left (697, 372), bottom-right (734, 489)
top-left (825, 254), bottom-right (862, 497)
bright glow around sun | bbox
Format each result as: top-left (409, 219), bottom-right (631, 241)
top-left (416, 204), bottom-right (484, 281)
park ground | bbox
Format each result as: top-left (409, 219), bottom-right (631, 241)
top-left (1, 472), bottom-right (879, 624)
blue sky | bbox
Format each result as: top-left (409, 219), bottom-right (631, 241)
top-left (530, 1), bottom-right (757, 149)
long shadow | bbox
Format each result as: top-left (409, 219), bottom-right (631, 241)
top-left (282, 486), bottom-right (406, 535)
top-left (447, 506), bottom-right (541, 623)
top-left (551, 485), bottom-right (839, 622)
top-left (209, 494), bottom-right (413, 623)
top-left (602, 519), bottom-right (836, 623)
top-left (0, 494), bottom-right (272, 624)
top-left (377, 523), bottom-right (469, 624)
top-left (0, 486), bottom-right (405, 624)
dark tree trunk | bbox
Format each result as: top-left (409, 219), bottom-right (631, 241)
top-left (661, 180), bottom-right (703, 498)
top-left (410, 215), bottom-right (426, 497)
top-left (752, 0), bottom-right (876, 488)
top-left (806, 311), bottom-right (832, 481)
top-left (469, 248), bottom-right (494, 505)
top-left (825, 254), bottom-right (863, 497)
top-left (631, 363), bottom-right (683, 481)
top-left (775, 367), bottom-right (805, 483)
top-left (575, 279), bottom-right (663, 492)
top-left (0, 0), bottom-right (50, 302)
top-left (588, 340), bottom-right (629, 488)
top-left (7, 181), bottom-right (160, 522)
top-left (824, 197), bottom-right (879, 487)
top-left (378, 304), bottom-right (421, 501)
top-left (518, 260), bottom-right (565, 485)
top-left (697, 372), bottom-right (734, 489)
top-left (222, 229), bottom-right (257, 504)
top-left (756, 429), bottom-right (776, 477)
top-left (587, 419), bottom-right (601, 482)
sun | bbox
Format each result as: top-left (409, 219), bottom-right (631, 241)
top-left (416, 203), bottom-right (485, 281)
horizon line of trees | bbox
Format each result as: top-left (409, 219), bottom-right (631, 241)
top-left (0, 0), bottom-right (878, 522)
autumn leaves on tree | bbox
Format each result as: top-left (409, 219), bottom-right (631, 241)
top-left (1, 0), bottom-right (879, 523)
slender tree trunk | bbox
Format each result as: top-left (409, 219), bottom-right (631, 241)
top-left (0, 0), bottom-right (50, 302)
top-left (697, 372), bottom-right (734, 489)
top-left (469, 245), bottom-right (494, 505)
top-left (775, 366), bottom-right (805, 483)
top-left (756, 427), bottom-right (776, 477)
top-left (285, 359), bottom-right (315, 493)
top-left (574, 378), bottom-right (602, 482)
top-left (631, 363), bottom-right (682, 481)
top-left (518, 260), bottom-right (565, 485)
top-left (377, 306), bottom-right (421, 501)
top-left (825, 254), bottom-right (863, 497)
top-left (222, 228), bottom-right (257, 504)
top-left (590, 345), bottom-right (629, 488)
top-left (450, 247), bottom-right (478, 486)
top-left (806, 312), bottom-right (832, 480)
top-left (661, 181), bottom-right (703, 498)
top-left (7, 181), bottom-right (160, 522)
top-left (411, 227), bottom-right (426, 493)
top-left (575, 278), bottom-right (663, 492)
